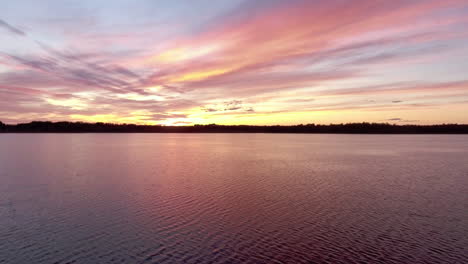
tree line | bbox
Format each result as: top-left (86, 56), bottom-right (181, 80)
top-left (1, 121), bottom-right (468, 133)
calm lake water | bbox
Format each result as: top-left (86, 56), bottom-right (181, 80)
top-left (0, 134), bottom-right (467, 264)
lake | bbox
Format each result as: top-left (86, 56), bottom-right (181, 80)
top-left (0, 134), bottom-right (467, 263)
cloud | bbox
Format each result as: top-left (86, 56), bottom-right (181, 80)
top-left (385, 118), bottom-right (420, 123)
top-left (201, 100), bottom-right (255, 113)
top-left (144, 113), bottom-right (188, 121)
top-left (0, 19), bottom-right (25, 36)
top-left (1, 0), bottom-right (468, 124)
top-left (3, 49), bottom-right (142, 95)
top-left (316, 80), bottom-right (468, 97)
top-left (139, 0), bottom-right (468, 101)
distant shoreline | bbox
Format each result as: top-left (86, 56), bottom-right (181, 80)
top-left (1, 121), bottom-right (468, 134)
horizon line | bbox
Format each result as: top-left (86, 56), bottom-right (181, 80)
top-left (2, 120), bottom-right (468, 127)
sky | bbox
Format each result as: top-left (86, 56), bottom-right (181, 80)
top-left (1, 0), bottom-right (468, 125)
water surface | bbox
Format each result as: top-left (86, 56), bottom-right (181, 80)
top-left (1, 134), bottom-right (467, 263)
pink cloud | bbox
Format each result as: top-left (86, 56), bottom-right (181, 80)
top-left (2, 0), bottom-right (468, 124)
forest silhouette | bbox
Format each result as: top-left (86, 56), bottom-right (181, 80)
top-left (1, 121), bottom-right (468, 134)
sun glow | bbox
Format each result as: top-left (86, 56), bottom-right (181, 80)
top-left (116, 93), bottom-right (164, 101)
top-left (170, 68), bottom-right (233, 82)
top-left (45, 97), bottom-right (88, 110)
top-left (144, 85), bottom-right (164, 93)
top-left (154, 44), bottom-right (221, 64)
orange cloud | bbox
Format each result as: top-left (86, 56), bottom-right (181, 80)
top-left (2, 0), bottom-right (468, 124)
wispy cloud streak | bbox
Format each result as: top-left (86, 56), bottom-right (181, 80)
top-left (0, 19), bottom-right (25, 36)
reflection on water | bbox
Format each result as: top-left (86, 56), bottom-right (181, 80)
top-left (1, 134), bottom-right (467, 263)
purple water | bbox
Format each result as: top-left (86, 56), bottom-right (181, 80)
top-left (1, 134), bottom-right (467, 263)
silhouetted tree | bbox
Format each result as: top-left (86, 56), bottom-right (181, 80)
top-left (0, 121), bottom-right (467, 133)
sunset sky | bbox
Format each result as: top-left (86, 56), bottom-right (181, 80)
top-left (1, 0), bottom-right (468, 125)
